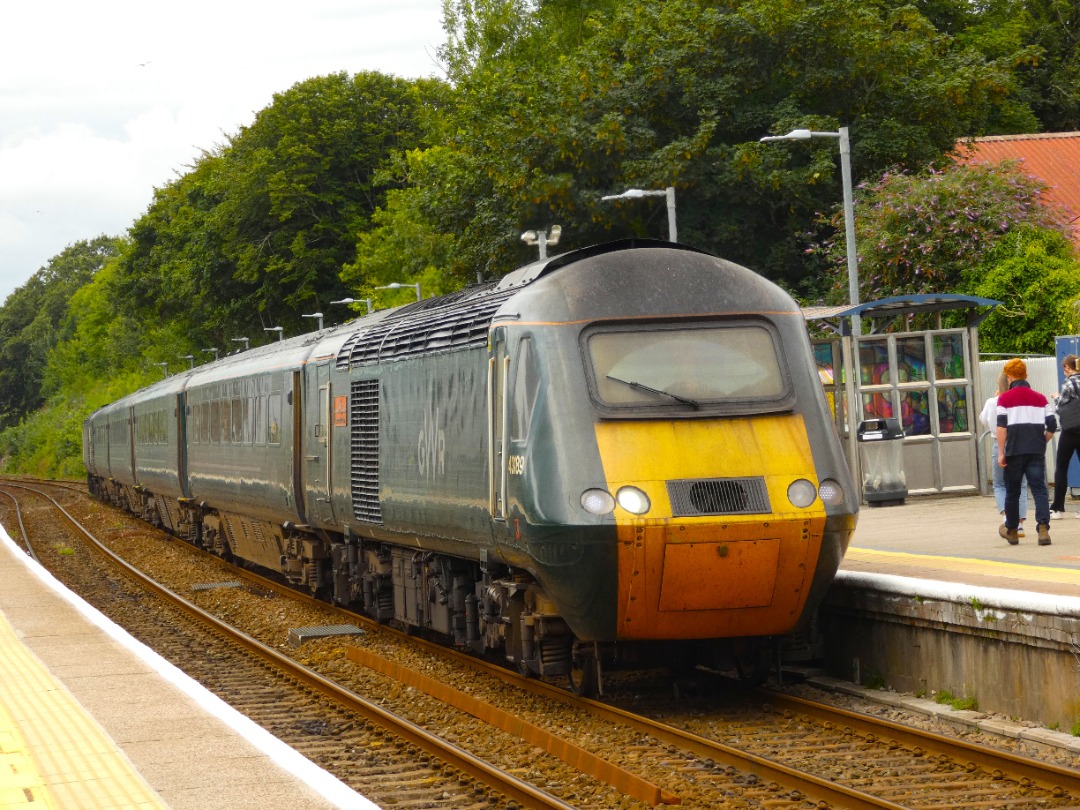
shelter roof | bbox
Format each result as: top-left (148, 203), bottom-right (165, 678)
top-left (804, 294), bottom-right (1001, 335)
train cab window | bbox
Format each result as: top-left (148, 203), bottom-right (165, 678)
top-left (268, 393), bottom-right (282, 444)
top-left (511, 337), bottom-right (539, 441)
top-left (585, 323), bottom-right (788, 411)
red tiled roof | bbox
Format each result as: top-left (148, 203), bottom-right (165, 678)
top-left (955, 132), bottom-right (1080, 237)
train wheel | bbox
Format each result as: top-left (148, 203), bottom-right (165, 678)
top-left (567, 652), bottom-right (599, 697)
top-left (734, 644), bottom-right (772, 686)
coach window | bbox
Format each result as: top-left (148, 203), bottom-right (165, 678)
top-left (231, 398), bottom-right (243, 443)
top-left (255, 396), bottom-right (266, 444)
top-left (222, 398), bottom-right (232, 444)
top-left (268, 393), bottom-right (282, 444)
top-left (211, 399), bottom-right (221, 443)
top-left (511, 337), bottom-right (539, 441)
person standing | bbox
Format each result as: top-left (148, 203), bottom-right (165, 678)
top-left (980, 372), bottom-right (1027, 536)
top-left (996, 358), bottom-right (1055, 545)
top-left (1050, 354), bottom-right (1080, 519)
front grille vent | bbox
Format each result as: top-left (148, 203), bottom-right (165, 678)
top-left (667, 477), bottom-right (771, 516)
top-left (350, 380), bottom-right (382, 523)
top-left (336, 284), bottom-right (511, 369)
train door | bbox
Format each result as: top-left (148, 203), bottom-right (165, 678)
top-left (304, 362), bottom-right (336, 524)
top-left (127, 405), bottom-right (137, 486)
top-left (488, 327), bottom-right (510, 521)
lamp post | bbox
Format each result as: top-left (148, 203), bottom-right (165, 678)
top-left (264, 326), bottom-right (284, 342)
top-left (760, 127), bottom-right (861, 336)
top-left (152, 362), bottom-right (169, 378)
top-left (202, 347), bottom-right (219, 362)
top-left (178, 354), bottom-right (194, 369)
top-left (230, 337), bottom-right (250, 352)
top-left (375, 282), bottom-right (422, 301)
top-left (302, 312), bottom-right (324, 331)
top-left (521, 225), bottom-right (562, 260)
top-left (331, 297), bottom-right (374, 314)
top-left (601, 187), bottom-right (677, 243)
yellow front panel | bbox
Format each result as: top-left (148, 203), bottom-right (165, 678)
top-left (595, 417), bottom-right (826, 640)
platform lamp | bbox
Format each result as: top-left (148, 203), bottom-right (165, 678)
top-left (521, 225), bottom-right (562, 260)
top-left (178, 354), bottom-right (195, 369)
top-left (375, 282), bottom-right (422, 301)
top-left (201, 347), bottom-right (219, 362)
top-left (760, 126), bottom-right (861, 336)
top-left (152, 362), bottom-right (169, 378)
top-left (264, 326), bottom-right (284, 342)
top-left (601, 187), bottom-right (677, 243)
top-left (230, 337), bottom-right (250, 352)
top-left (302, 312), bottom-right (324, 331)
top-left (330, 297), bottom-right (374, 314)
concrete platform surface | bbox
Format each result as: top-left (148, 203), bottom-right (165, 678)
top-left (0, 526), bottom-right (376, 810)
top-left (842, 492), bottom-right (1080, 598)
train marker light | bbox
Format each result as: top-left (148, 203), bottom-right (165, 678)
top-left (616, 486), bottom-right (651, 515)
top-left (787, 479), bottom-right (818, 508)
top-left (581, 489), bottom-right (615, 515)
top-left (817, 479), bottom-right (845, 505)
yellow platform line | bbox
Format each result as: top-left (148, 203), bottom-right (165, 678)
top-left (0, 610), bottom-right (166, 810)
top-left (846, 546), bottom-right (1080, 586)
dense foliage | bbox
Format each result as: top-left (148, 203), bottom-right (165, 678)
top-left (2, 0), bottom-right (1079, 475)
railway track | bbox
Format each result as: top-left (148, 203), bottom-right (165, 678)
top-left (6, 478), bottom-right (1080, 809)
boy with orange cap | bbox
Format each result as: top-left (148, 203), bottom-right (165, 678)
top-left (996, 358), bottom-right (1055, 545)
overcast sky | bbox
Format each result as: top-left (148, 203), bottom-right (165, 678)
top-left (0, 1), bottom-right (448, 304)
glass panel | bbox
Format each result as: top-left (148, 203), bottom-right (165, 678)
top-left (858, 341), bottom-right (889, 385)
top-left (255, 397), bottom-right (266, 445)
top-left (933, 333), bottom-right (965, 380)
top-left (268, 393), bottom-right (282, 445)
top-left (937, 385), bottom-right (969, 433)
top-left (588, 324), bottom-right (784, 406)
top-left (222, 398), bottom-right (232, 444)
top-left (511, 338), bottom-right (539, 441)
top-left (211, 400), bottom-right (221, 443)
top-left (861, 391), bottom-right (894, 420)
top-left (232, 399), bottom-right (243, 443)
top-left (900, 390), bottom-right (931, 435)
top-left (895, 337), bottom-right (927, 383)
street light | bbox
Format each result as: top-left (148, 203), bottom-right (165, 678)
top-left (152, 362), bottom-right (169, 378)
top-left (521, 225), bottom-right (562, 260)
top-left (302, 312), bottom-right (324, 331)
top-left (264, 326), bottom-right (284, 342)
top-left (331, 297), bottom-right (374, 314)
top-left (601, 187), bottom-right (677, 242)
top-left (178, 354), bottom-right (194, 369)
top-left (375, 282), bottom-right (422, 301)
top-left (760, 127), bottom-right (861, 336)
top-left (230, 337), bottom-right (250, 352)
top-left (202, 347), bottom-right (219, 362)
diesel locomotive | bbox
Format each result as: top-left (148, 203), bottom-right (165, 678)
top-left (84, 240), bottom-right (858, 694)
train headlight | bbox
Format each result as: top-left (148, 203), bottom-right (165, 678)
top-left (787, 479), bottom-right (818, 508)
top-left (616, 486), bottom-right (651, 515)
top-left (581, 488), bottom-right (616, 515)
top-left (817, 478), bottom-right (845, 506)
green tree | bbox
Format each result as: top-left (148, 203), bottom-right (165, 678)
top-left (0, 236), bottom-right (122, 429)
top-left (420, 0), bottom-right (1033, 290)
top-left (972, 228), bottom-right (1080, 354)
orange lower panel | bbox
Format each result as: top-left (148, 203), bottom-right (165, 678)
top-left (617, 517), bottom-right (823, 640)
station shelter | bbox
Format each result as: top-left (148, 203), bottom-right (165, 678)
top-left (804, 295), bottom-right (1000, 500)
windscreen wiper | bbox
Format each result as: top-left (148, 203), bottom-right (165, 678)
top-left (606, 375), bottom-right (700, 408)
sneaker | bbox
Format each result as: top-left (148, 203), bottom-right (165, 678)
top-left (1050, 511), bottom-right (1065, 520)
top-left (999, 523), bottom-right (1019, 545)
top-left (1038, 524), bottom-right (1052, 545)
top-left (1017, 523), bottom-right (1026, 537)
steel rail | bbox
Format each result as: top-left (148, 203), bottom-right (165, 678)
top-left (7, 483), bottom-right (577, 810)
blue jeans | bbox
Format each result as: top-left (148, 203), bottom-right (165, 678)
top-left (992, 440), bottom-right (1027, 519)
top-left (1003, 453), bottom-right (1050, 530)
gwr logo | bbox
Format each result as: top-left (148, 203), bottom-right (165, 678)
top-left (418, 404), bottom-right (445, 479)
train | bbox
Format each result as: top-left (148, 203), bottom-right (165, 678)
top-left (83, 239), bottom-right (858, 695)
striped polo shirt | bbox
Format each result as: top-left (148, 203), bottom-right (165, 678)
top-left (997, 380), bottom-right (1056, 456)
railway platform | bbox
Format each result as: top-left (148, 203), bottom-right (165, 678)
top-left (824, 491), bottom-right (1080, 734)
top-left (0, 526), bottom-right (374, 810)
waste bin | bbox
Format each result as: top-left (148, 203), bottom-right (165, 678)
top-left (857, 417), bottom-right (906, 506)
